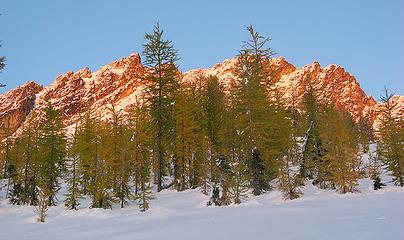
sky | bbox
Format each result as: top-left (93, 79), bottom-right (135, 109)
top-left (0, 0), bottom-right (403, 97)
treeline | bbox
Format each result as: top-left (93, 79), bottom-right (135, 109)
top-left (0, 25), bottom-right (403, 221)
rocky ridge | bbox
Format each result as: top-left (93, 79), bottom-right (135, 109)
top-left (0, 53), bottom-right (402, 140)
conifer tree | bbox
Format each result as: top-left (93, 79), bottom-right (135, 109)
top-left (7, 137), bottom-right (24, 205)
top-left (228, 132), bottom-right (249, 204)
top-left (91, 120), bottom-right (115, 209)
top-left (173, 83), bottom-right (199, 191)
top-left (278, 127), bottom-right (303, 200)
top-left (20, 116), bottom-right (41, 206)
top-left (0, 39), bottom-right (6, 87)
top-left (216, 154), bottom-right (233, 206)
top-left (249, 147), bottom-right (272, 195)
top-left (190, 125), bottom-right (207, 190)
top-left (37, 102), bottom-right (66, 205)
top-left (358, 116), bottom-right (374, 153)
top-left (301, 83), bottom-right (324, 180)
top-left (279, 156), bottom-right (303, 200)
top-left (3, 114), bottom-right (40, 205)
top-left (232, 25), bottom-right (276, 195)
top-left (199, 75), bottom-right (228, 199)
top-left (105, 104), bottom-right (132, 208)
top-left (127, 99), bottom-right (148, 195)
top-left (278, 83), bottom-right (304, 200)
top-left (127, 99), bottom-right (154, 211)
top-left (73, 110), bottom-right (113, 208)
top-left (35, 188), bottom-right (49, 223)
top-left (74, 110), bottom-right (97, 195)
top-left (377, 88), bottom-right (404, 186)
top-left (137, 153), bottom-right (153, 212)
top-left (367, 151), bottom-right (385, 190)
top-left (320, 107), bottom-right (360, 193)
top-left (142, 23), bottom-right (180, 192)
top-left (64, 125), bottom-right (83, 210)
top-left (1, 116), bottom-right (13, 182)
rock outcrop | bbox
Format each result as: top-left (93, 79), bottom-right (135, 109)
top-left (0, 53), bottom-right (402, 139)
top-left (0, 81), bottom-right (43, 139)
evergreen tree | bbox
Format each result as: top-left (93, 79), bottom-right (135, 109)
top-left (74, 110), bottom-right (97, 195)
top-left (228, 132), bottom-right (249, 204)
top-left (278, 127), bottom-right (303, 200)
top-left (200, 75), bottom-right (227, 196)
top-left (142, 23), bottom-right (180, 192)
top-left (250, 148), bottom-right (269, 195)
top-left (137, 152), bottom-right (154, 212)
top-left (37, 102), bottom-right (66, 205)
top-left (3, 114), bottom-right (41, 205)
top-left (20, 116), bottom-right (41, 206)
top-left (1, 115), bottom-right (13, 183)
top-left (279, 83), bottom-right (304, 200)
top-left (0, 39), bottom-right (6, 87)
top-left (358, 116), bottom-right (374, 153)
top-left (35, 188), bottom-right (49, 223)
top-left (105, 104), bottom-right (132, 208)
top-left (320, 107), bottom-right (360, 193)
top-left (232, 25), bottom-right (276, 195)
top-left (64, 124), bottom-right (83, 210)
top-left (127, 99), bottom-right (154, 211)
top-left (73, 110), bottom-right (113, 208)
top-left (301, 83), bottom-right (324, 180)
top-left (92, 120), bottom-right (115, 209)
top-left (127, 99), bottom-right (148, 195)
top-left (7, 136), bottom-right (24, 205)
top-left (279, 156), bottom-right (303, 200)
top-left (217, 154), bottom-right (233, 205)
top-left (377, 88), bottom-right (404, 186)
top-left (367, 151), bottom-right (385, 190)
top-left (173, 82), bottom-right (199, 191)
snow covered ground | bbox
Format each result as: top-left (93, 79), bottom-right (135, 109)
top-left (1, 145), bottom-right (403, 240)
top-left (1, 177), bottom-right (403, 240)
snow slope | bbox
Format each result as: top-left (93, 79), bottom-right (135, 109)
top-left (1, 145), bottom-right (403, 240)
top-left (0, 180), bottom-right (403, 240)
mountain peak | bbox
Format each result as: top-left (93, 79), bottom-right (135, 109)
top-left (0, 81), bottom-right (43, 139)
top-left (0, 53), bottom-right (402, 141)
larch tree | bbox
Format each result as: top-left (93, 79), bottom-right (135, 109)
top-left (74, 110), bottom-right (113, 209)
top-left (105, 104), bottom-right (133, 208)
top-left (377, 88), bottom-right (404, 186)
top-left (74, 110), bottom-right (97, 195)
top-left (37, 102), bottom-right (66, 206)
top-left (367, 150), bottom-right (385, 190)
top-left (19, 115), bottom-right (41, 206)
top-left (232, 25), bottom-right (276, 195)
top-left (93, 120), bottom-right (115, 209)
top-left (1, 115), bottom-right (14, 198)
top-left (128, 99), bottom-right (154, 211)
top-left (227, 122), bottom-right (249, 204)
top-left (7, 136), bottom-right (24, 205)
top-left (173, 81), bottom-right (199, 191)
top-left (278, 82), bottom-right (303, 200)
top-left (358, 116), bottom-right (374, 154)
top-left (199, 75), bottom-right (227, 197)
top-left (301, 82), bottom-right (327, 184)
top-left (35, 188), bottom-right (49, 223)
top-left (7, 115), bottom-right (41, 205)
top-left (138, 152), bottom-right (153, 212)
top-left (0, 39), bottom-right (6, 87)
top-left (142, 23), bottom-right (180, 192)
top-left (64, 124), bottom-right (83, 210)
top-left (320, 107), bottom-right (360, 193)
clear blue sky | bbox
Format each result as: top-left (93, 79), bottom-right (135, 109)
top-left (1, 0), bottom-right (403, 97)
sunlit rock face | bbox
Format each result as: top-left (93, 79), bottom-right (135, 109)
top-left (0, 81), bottom-right (43, 140)
top-left (1, 53), bottom-right (402, 139)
